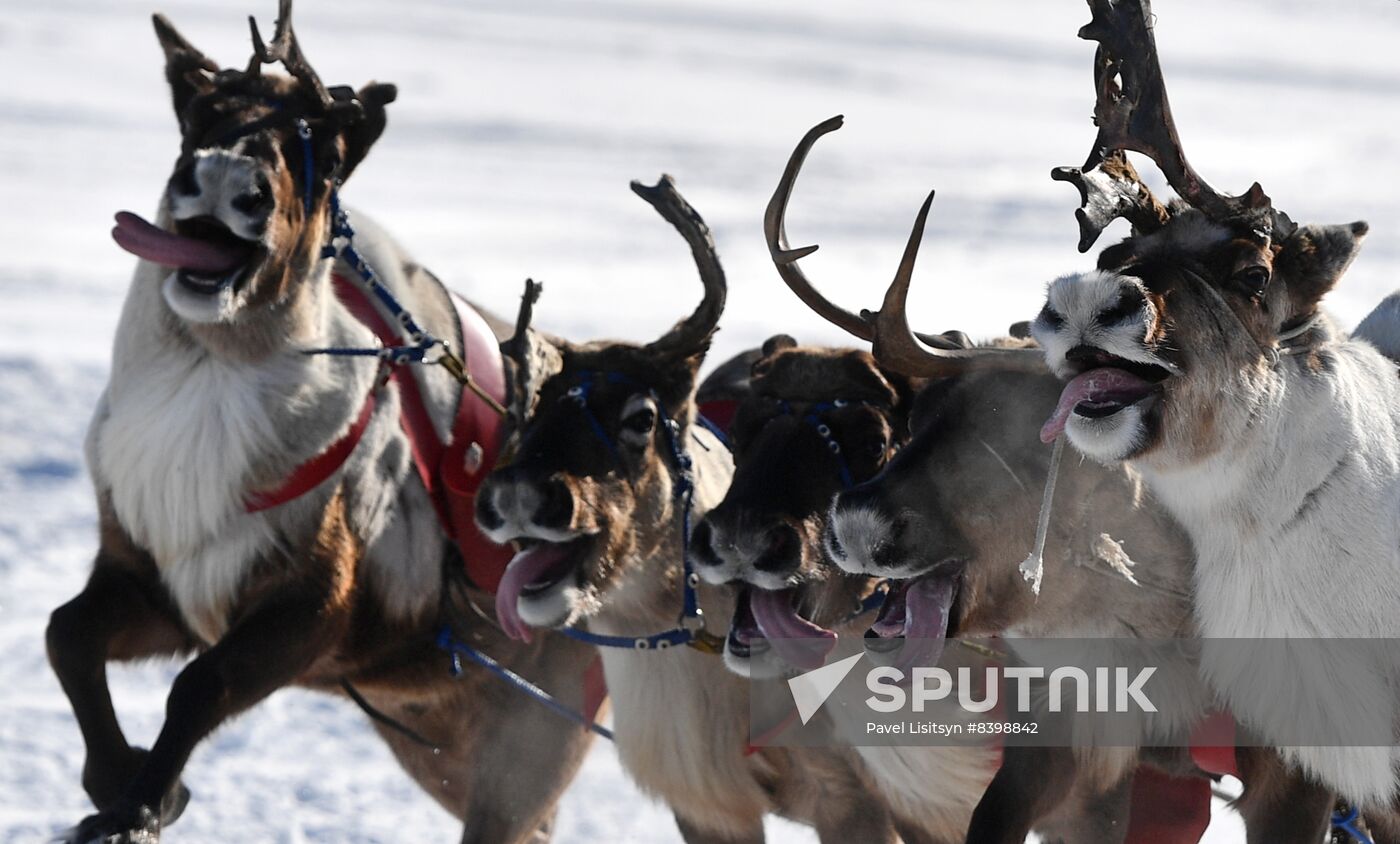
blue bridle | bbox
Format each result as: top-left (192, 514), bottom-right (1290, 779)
top-left (772, 398), bottom-right (873, 490)
top-left (546, 370), bottom-right (723, 652)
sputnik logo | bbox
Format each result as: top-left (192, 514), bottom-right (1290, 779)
top-left (787, 652), bottom-right (864, 724)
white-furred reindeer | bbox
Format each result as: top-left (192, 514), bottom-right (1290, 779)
top-left (1032, 0), bottom-right (1400, 826)
top-left (46, 4), bottom-right (595, 842)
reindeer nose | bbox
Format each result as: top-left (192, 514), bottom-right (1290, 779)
top-left (752, 524), bottom-right (801, 575)
top-left (532, 477), bottom-right (574, 531)
top-left (1097, 286), bottom-right (1146, 325)
top-left (869, 516), bottom-right (909, 570)
top-left (689, 519), bottom-right (721, 568)
top-left (1065, 344), bottom-right (1115, 368)
top-left (170, 160), bottom-right (201, 198)
top-left (475, 476), bottom-right (507, 532)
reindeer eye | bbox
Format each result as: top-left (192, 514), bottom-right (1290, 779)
top-left (622, 408), bottom-right (656, 436)
top-left (1233, 266), bottom-right (1271, 295)
top-left (1037, 304), bottom-right (1065, 329)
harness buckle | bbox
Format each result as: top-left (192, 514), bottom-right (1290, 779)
top-left (680, 608), bottom-right (707, 632)
top-left (685, 630), bottom-right (727, 655)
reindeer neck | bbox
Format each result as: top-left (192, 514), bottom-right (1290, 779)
top-left (590, 421), bottom-right (735, 637)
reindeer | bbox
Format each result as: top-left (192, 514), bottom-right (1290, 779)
top-left (691, 337), bottom-right (1009, 844)
top-left (767, 116), bottom-right (1336, 842)
top-left (1029, 0), bottom-right (1400, 832)
top-left (45, 4), bottom-right (596, 841)
top-left (476, 177), bottom-right (912, 843)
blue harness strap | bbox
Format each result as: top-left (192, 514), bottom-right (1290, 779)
top-left (1332, 805), bottom-right (1374, 844)
top-left (436, 626), bottom-right (614, 740)
top-left (774, 398), bottom-right (867, 490)
top-left (555, 370), bottom-right (719, 653)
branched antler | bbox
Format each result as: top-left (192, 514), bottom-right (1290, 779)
top-left (1058, 0), bottom-right (1293, 249)
top-left (246, 0), bottom-right (341, 113)
top-left (1052, 151), bottom-right (1169, 253)
top-left (766, 117), bottom-right (1042, 378)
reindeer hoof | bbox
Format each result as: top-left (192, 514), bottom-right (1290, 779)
top-left (66, 803), bottom-right (160, 844)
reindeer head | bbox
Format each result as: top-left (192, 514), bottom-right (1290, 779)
top-left (691, 337), bottom-right (919, 677)
top-left (1033, 0), bottom-right (1367, 466)
top-left (476, 177), bottom-right (726, 640)
top-left (113, 1), bottom-right (396, 343)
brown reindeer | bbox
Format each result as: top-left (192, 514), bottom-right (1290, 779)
top-left (768, 116), bottom-right (1336, 842)
top-left (693, 339), bottom-right (1009, 844)
top-left (46, 4), bottom-right (594, 841)
top-left (476, 177), bottom-right (911, 844)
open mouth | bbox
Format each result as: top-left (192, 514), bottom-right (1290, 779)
top-left (112, 211), bottom-right (259, 296)
top-left (494, 537), bottom-right (591, 642)
top-left (726, 587), bottom-right (769, 660)
top-left (864, 563), bottom-right (962, 675)
top-left (727, 585), bottom-right (837, 671)
top-left (1040, 350), bottom-right (1172, 443)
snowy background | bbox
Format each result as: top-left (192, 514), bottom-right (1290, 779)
top-left (3, 0), bottom-right (1399, 840)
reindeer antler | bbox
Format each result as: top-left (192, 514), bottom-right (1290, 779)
top-left (766, 117), bottom-right (1041, 378)
top-left (632, 175), bottom-right (728, 361)
top-left (246, 0), bottom-right (340, 112)
top-left (1052, 151), bottom-right (1169, 253)
top-left (1060, 0), bottom-right (1292, 249)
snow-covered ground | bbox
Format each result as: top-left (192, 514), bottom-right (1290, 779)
top-left (2, 0), bottom-right (1398, 841)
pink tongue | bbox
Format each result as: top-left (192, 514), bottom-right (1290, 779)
top-left (111, 211), bottom-right (249, 274)
top-left (1039, 367), bottom-right (1154, 444)
top-left (495, 544), bottom-right (571, 643)
top-left (895, 573), bottom-right (958, 675)
top-left (750, 587), bottom-right (837, 671)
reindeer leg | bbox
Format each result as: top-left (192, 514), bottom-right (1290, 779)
top-left (46, 549), bottom-right (196, 821)
top-left (1235, 747), bottom-right (1332, 844)
top-left (964, 745), bottom-right (1078, 844)
top-left (673, 813), bottom-right (765, 844)
top-left (66, 565), bottom-right (347, 842)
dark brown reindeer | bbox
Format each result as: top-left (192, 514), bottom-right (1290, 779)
top-left (769, 116), bottom-right (1335, 842)
top-left (476, 177), bottom-right (910, 844)
top-left (46, 4), bottom-right (594, 842)
top-left (693, 338), bottom-right (1009, 844)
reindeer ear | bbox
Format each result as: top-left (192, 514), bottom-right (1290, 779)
top-left (1276, 221), bottom-right (1369, 315)
top-left (152, 14), bottom-right (217, 119)
top-left (340, 82), bottom-right (397, 180)
top-left (760, 334), bottom-right (798, 356)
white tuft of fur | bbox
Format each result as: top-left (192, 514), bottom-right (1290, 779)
top-left (518, 575), bottom-right (584, 629)
top-left (854, 745), bottom-right (996, 838)
top-left (1063, 400), bottom-right (1152, 464)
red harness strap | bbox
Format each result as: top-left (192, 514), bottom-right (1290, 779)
top-left (244, 387), bottom-right (378, 513)
top-left (328, 275), bottom-right (515, 591)
top-left (1189, 709), bottom-right (1240, 777)
top-left (246, 275), bottom-right (514, 595)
